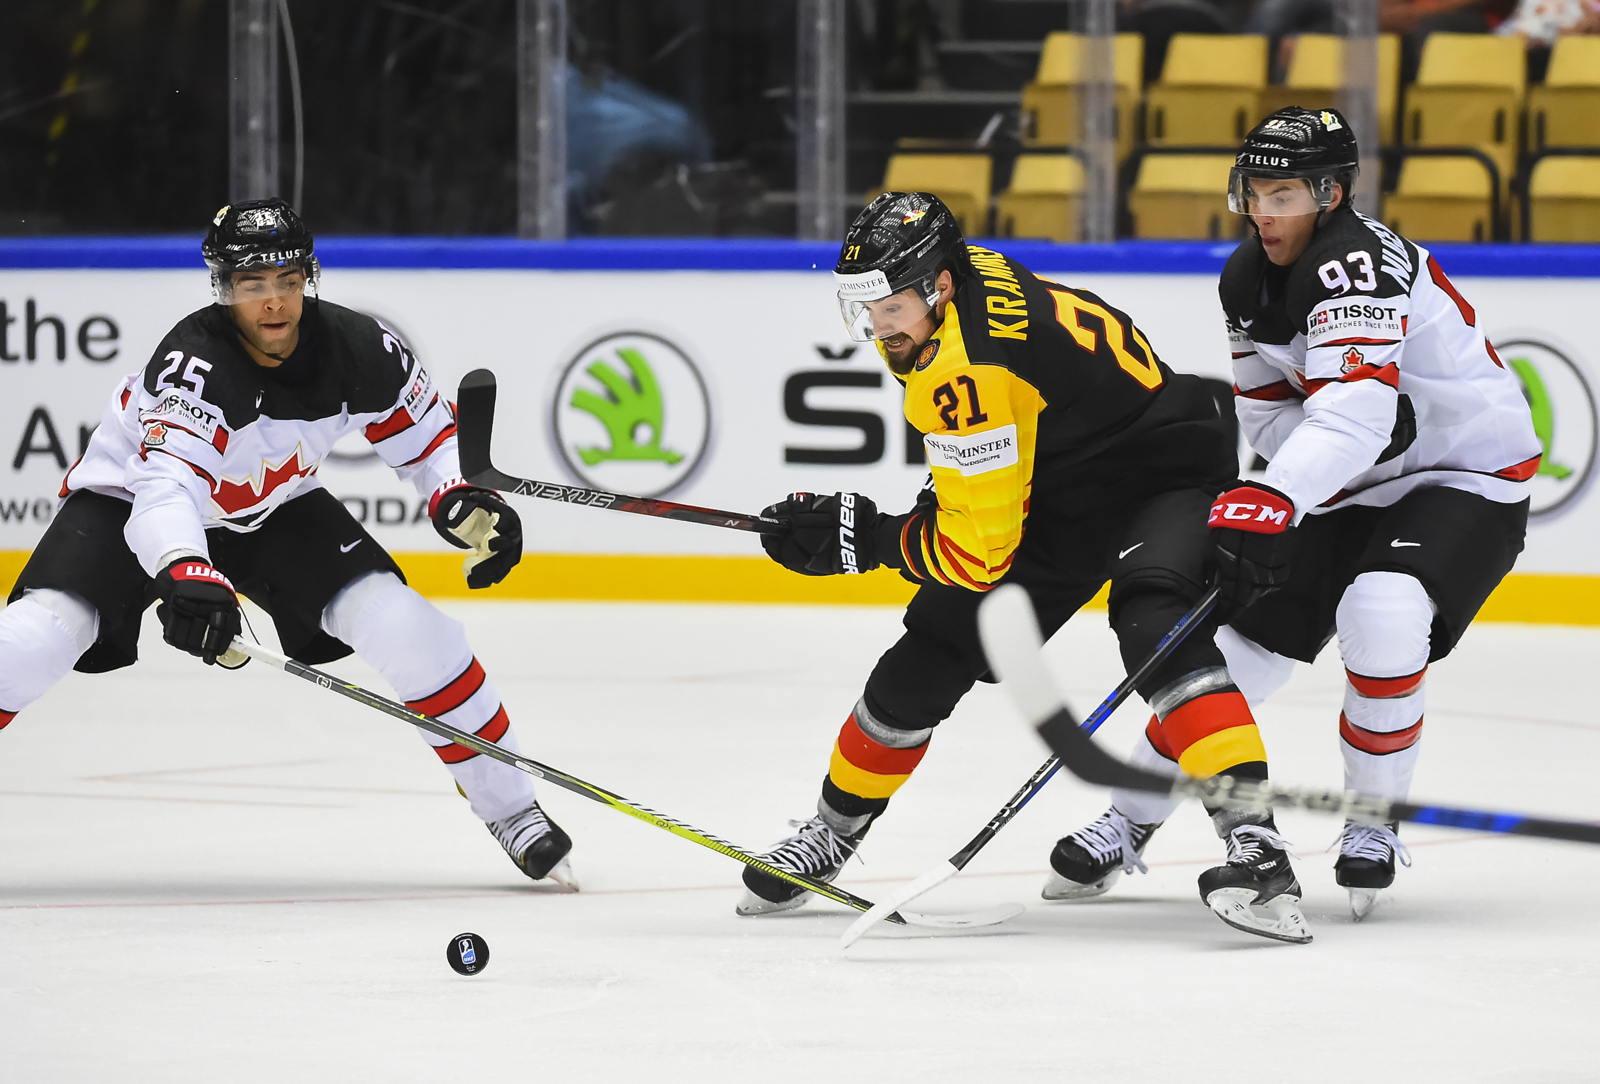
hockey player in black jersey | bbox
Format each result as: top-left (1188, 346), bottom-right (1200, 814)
top-left (1092, 108), bottom-right (1539, 920)
top-left (0, 199), bottom-right (576, 889)
top-left (736, 192), bottom-right (1314, 943)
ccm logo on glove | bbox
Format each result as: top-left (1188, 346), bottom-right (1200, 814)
top-left (1208, 486), bottom-right (1294, 533)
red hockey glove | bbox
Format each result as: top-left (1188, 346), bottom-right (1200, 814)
top-left (153, 558), bottom-right (242, 666)
top-left (760, 492), bottom-right (882, 576)
top-left (431, 483), bottom-right (524, 589)
top-left (1208, 482), bottom-right (1297, 619)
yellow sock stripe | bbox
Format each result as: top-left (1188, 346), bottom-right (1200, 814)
top-left (828, 744), bottom-right (914, 799)
top-left (1175, 724), bottom-right (1268, 779)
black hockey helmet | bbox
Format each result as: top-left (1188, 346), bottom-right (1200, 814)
top-left (202, 198), bottom-right (320, 303)
top-left (1229, 107), bottom-right (1360, 218)
top-left (834, 192), bottom-right (969, 341)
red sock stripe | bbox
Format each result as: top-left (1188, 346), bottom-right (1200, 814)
top-left (435, 705), bottom-right (510, 763)
top-left (835, 715), bottom-right (930, 775)
top-left (407, 659), bottom-right (487, 718)
top-left (0, 709), bottom-right (14, 730)
top-left (1159, 691), bottom-right (1255, 755)
top-left (1143, 715), bottom-right (1178, 762)
top-left (1340, 713), bottom-right (1423, 755)
top-left (1346, 666), bottom-right (1426, 699)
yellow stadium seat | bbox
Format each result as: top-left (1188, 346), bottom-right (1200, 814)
top-left (1382, 154), bottom-right (1495, 242)
top-left (1403, 34), bottom-right (1525, 194)
top-left (870, 154), bottom-right (993, 234)
top-left (1256, 34), bottom-right (1402, 144)
top-left (1127, 153), bottom-right (1242, 238)
top-left (1528, 156), bottom-right (1600, 242)
top-left (1146, 35), bottom-right (1269, 146)
top-left (996, 154), bottom-right (1085, 241)
top-left (1020, 33), bottom-right (1144, 163)
top-left (1529, 37), bottom-right (1600, 150)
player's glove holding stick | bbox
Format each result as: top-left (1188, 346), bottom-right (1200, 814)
top-left (1208, 481), bottom-right (1297, 619)
top-left (153, 558), bottom-right (245, 667)
top-left (761, 492), bottom-right (888, 576)
top-left (431, 482), bottom-right (524, 589)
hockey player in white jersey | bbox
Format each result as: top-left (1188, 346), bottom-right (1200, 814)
top-left (1050, 107), bottom-right (1539, 921)
top-left (0, 199), bottom-right (575, 889)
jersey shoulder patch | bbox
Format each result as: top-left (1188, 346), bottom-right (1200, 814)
top-left (1285, 212), bottom-right (1414, 326)
top-left (313, 300), bottom-right (424, 416)
top-left (141, 307), bottom-right (261, 426)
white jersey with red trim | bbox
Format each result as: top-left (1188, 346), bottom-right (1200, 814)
top-left (1218, 210), bottom-right (1540, 520)
top-left (63, 299), bottom-right (462, 574)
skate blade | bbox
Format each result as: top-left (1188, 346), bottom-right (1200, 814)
top-left (1205, 887), bottom-right (1313, 945)
top-left (543, 856), bottom-right (580, 892)
top-left (735, 889), bottom-right (808, 917)
top-left (1041, 868), bottom-right (1120, 902)
top-left (1348, 887), bottom-right (1378, 921)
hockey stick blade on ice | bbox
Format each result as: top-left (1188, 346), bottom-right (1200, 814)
top-left (233, 638), bottom-right (1020, 930)
top-left (456, 369), bottom-right (783, 535)
top-left (840, 585), bottom-right (1219, 948)
top-left (978, 584), bottom-right (1600, 847)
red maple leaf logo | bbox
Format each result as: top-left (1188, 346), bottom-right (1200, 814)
top-left (1341, 346), bottom-right (1365, 373)
top-left (213, 448), bottom-right (316, 515)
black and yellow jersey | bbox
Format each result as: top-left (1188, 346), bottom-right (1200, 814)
top-left (882, 245), bottom-right (1234, 590)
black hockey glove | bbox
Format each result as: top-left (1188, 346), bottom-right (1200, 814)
top-left (431, 484), bottom-right (523, 590)
top-left (761, 492), bottom-right (882, 576)
top-left (1208, 482), bottom-right (1297, 619)
top-left (154, 558), bottom-right (242, 666)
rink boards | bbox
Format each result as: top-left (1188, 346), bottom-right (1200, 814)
top-left (0, 238), bottom-right (1597, 621)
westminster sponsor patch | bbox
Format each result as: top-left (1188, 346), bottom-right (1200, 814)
top-left (923, 424), bottom-right (1019, 476)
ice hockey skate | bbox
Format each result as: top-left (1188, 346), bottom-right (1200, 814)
top-left (1197, 818), bottom-right (1311, 944)
top-left (1335, 821), bottom-right (1410, 920)
top-left (1043, 807), bottom-right (1161, 901)
top-left (737, 815), bottom-right (862, 916)
top-left (488, 800), bottom-right (578, 890)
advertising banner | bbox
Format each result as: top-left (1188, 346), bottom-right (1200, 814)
top-left (1, 243), bottom-right (1596, 615)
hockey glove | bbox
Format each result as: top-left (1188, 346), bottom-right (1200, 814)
top-left (1208, 482), bottom-right (1297, 619)
top-left (431, 484), bottom-right (524, 590)
top-left (154, 558), bottom-right (243, 666)
top-left (761, 492), bottom-right (881, 576)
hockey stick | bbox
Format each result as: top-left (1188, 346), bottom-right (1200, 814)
top-left (840, 585), bottom-right (1220, 947)
top-left (978, 584), bottom-right (1600, 846)
top-left (231, 638), bottom-right (1020, 930)
top-left (456, 369), bottom-right (782, 535)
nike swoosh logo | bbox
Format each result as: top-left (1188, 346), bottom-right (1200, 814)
top-left (1118, 543), bottom-right (1144, 559)
top-left (340, 540), bottom-right (361, 553)
top-left (255, 393), bottom-right (263, 408)
top-left (1240, 318), bottom-right (1254, 328)
top-left (1390, 540), bottom-right (1421, 548)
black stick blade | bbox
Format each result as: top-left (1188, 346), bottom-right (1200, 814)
top-left (456, 369), bottom-right (517, 491)
top-left (979, 585), bottom-right (1177, 796)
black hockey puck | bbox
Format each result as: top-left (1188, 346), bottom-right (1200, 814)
top-left (446, 932), bottom-right (490, 976)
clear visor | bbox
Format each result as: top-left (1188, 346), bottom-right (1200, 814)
top-left (214, 261), bottom-right (317, 305)
top-left (1228, 170), bottom-right (1340, 217)
top-left (836, 277), bottom-right (938, 342)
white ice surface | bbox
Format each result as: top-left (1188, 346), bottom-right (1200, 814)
top-left (2, 600), bottom-right (1598, 1082)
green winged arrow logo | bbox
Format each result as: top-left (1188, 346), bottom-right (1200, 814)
top-left (569, 347), bottom-right (684, 467)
